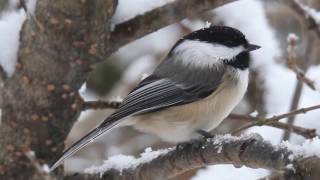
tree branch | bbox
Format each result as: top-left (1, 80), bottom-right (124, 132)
top-left (108, 0), bottom-right (238, 55)
top-left (285, 34), bottom-right (317, 91)
top-left (287, 61), bottom-right (317, 91)
top-left (65, 134), bottom-right (320, 180)
top-left (229, 114), bottom-right (318, 139)
top-left (291, 0), bottom-right (320, 37)
top-left (233, 104), bottom-right (320, 134)
top-left (81, 100), bottom-right (121, 110)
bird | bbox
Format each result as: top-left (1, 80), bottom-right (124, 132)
top-left (50, 25), bottom-right (260, 171)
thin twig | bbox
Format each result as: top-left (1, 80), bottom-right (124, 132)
top-left (232, 104), bottom-right (320, 134)
top-left (81, 100), bottom-right (121, 110)
top-left (285, 51), bottom-right (316, 91)
top-left (287, 63), bottom-right (316, 91)
top-left (229, 114), bottom-right (318, 139)
top-left (285, 33), bottom-right (316, 91)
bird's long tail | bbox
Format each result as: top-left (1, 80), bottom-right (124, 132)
top-left (49, 117), bottom-right (120, 171)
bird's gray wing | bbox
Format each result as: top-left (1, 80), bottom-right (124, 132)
top-left (50, 71), bottom-right (224, 171)
top-left (117, 75), bottom-right (218, 116)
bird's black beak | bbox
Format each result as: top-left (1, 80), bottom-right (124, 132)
top-left (246, 44), bottom-right (261, 52)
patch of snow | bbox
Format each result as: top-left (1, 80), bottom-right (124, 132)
top-left (122, 55), bottom-right (155, 84)
top-left (78, 83), bottom-right (101, 101)
top-left (42, 164), bottom-right (50, 173)
top-left (0, 0), bottom-right (37, 77)
top-left (295, 0), bottom-right (320, 24)
top-left (279, 137), bottom-right (320, 160)
top-left (84, 147), bottom-right (171, 175)
top-left (115, 24), bottom-right (181, 64)
top-left (192, 165), bottom-right (269, 180)
top-left (140, 73), bottom-right (149, 80)
top-left (25, 0), bottom-right (37, 14)
top-left (204, 134), bottom-right (262, 154)
top-left (249, 110), bottom-right (258, 116)
top-left (286, 164), bottom-right (295, 172)
top-left (0, 10), bottom-right (26, 77)
top-left (217, 146), bottom-right (223, 153)
top-left (109, 96), bottom-right (123, 103)
top-left (204, 21), bottom-right (212, 28)
top-left (26, 150), bottom-right (35, 156)
top-left (78, 83), bottom-right (87, 96)
top-left (181, 19), bottom-right (207, 31)
top-left (112, 0), bottom-right (175, 25)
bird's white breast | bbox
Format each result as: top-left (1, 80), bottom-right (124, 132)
top-left (133, 68), bottom-right (249, 143)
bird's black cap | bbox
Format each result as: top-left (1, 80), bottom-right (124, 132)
top-left (172, 26), bottom-right (249, 50)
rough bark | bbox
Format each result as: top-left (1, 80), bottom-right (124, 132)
top-left (0, 0), bottom-right (117, 179)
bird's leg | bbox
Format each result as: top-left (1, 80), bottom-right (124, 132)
top-left (197, 129), bottom-right (214, 139)
top-left (176, 130), bottom-right (214, 150)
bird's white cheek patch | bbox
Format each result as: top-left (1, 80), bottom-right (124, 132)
top-left (173, 40), bottom-right (244, 68)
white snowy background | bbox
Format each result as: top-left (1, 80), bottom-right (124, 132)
top-left (1, 0), bottom-right (320, 179)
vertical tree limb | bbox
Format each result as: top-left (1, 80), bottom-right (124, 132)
top-left (282, 32), bottom-right (316, 140)
top-left (0, 0), bottom-right (117, 179)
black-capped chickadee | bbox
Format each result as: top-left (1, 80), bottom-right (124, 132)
top-left (50, 26), bottom-right (260, 171)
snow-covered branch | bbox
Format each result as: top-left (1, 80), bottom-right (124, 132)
top-left (66, 134), bottom-right (320, 180)
top-left (108, 0), bottom-right (238, 55)
top-left (290, 0), bottom-right (320, 37)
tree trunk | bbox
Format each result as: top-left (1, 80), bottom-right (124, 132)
top-left (0, 0), bottom-right (117, 179)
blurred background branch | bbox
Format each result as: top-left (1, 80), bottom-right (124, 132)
top-left (229, 114), bottom-right (318, 139)
top-left (233, 104), bottom-right (320, 133)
